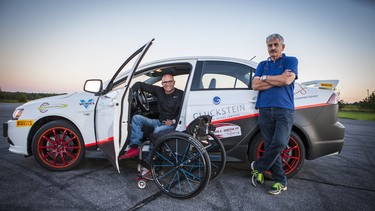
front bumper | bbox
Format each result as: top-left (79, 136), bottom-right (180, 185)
top-left (3, 122), bottom-right (15, 147)
top-left (4, 120), bottom-right (30, 155)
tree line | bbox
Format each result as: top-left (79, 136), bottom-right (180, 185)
top-left (0, 90), bottom-right (65, 103)
top-left (339, 91), bottom-right (375, 111)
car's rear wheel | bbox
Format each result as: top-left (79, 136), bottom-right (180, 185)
top-left (248, 131), bottom-right (305, 179)
top-left (32, 120), bottom-right (85, 171)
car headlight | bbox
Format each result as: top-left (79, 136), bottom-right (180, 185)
top-left (12, 108), bottom-right (24, 120)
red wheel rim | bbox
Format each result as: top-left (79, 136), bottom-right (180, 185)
top-left (256, 136), bottom-right (301, 176)
top-left (37, 127), bottom-right (82, 169)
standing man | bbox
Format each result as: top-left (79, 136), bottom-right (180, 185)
top-left (251, 33), bottom-right (298, 195)
top-left (119, 73), bottom-right (183, 160)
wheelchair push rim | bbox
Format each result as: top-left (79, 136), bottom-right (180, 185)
top-left (150, 132), bottom-right (211, 199)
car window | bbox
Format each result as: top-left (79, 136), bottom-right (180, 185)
top-left (202, 73), bottom-right (248, 89)
top-left (191, 61), bottom-right (253, 90)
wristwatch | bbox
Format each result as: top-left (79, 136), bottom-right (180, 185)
top-left (172, 119), bottom-right (176, 124)
top-left (261, 75), bottom-right (267, 81)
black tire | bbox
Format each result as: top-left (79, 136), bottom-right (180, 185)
top-left (248, 131), bottom-right (305, 179)
top-left (205, 132), bottom-right (226, 181)
top-left (150, 132), bottom-right (211, 199)
top-left (32, 120), bottom-right (85, 171)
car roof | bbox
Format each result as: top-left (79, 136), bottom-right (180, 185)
top-left (138, 56), bottom-right (258, 70)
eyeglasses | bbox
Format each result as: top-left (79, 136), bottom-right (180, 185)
top-left (161, 80), bottom-right (174, 85)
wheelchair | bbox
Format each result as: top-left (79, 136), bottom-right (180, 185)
top-left (136, 115), bottom-right (226, 199)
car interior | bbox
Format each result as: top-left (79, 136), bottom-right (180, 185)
top-left (126, 63), bottom-right (192, 143)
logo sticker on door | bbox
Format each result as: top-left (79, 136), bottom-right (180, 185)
top-left (213, 123), bottom-right (242, 139)
top-left (213, 96), bottom-right (221, 105)
top-left (79, 99), bottom-right (95, 109)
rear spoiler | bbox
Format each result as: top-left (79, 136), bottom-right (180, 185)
top-left (300, 80), bottom-right (339, 90)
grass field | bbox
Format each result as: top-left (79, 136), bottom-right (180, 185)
top-left (339, 104), bottom-right (375, 121)
top-left (338, 111), bottom-right (375, 121)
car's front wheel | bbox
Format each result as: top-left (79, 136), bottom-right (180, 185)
top-left (248, 131), bottom-right (305, 179)
top-left (32, 120), bottom-right (85, 171)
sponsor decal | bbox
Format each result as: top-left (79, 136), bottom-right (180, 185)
top-left (295, 95), bottom-right (319, 100)
top-left (213, 96), bottom-right (221, 105)
top-left (193, 104), bottom-right (246, 120)
top-left (320, 83), bottom-right (333, 89)
top-left (79, 99), bottom-right (95, 109)
top-left (294, 83), bottom-right (307, 95)
top-left (16, 120), bottom-right (34, 127)
top-left (213, 123), bottom-right (242, 139)
top-left (294, 83), bottom-right (319, 100)
top-left (38, 102), bottom-right (68, 113)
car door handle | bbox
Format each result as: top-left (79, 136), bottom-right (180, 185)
top-left (108, 100), bottom-right (116, 107)
top-left (102, 95), bottom-right (116, 106)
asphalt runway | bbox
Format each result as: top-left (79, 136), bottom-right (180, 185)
top-left (1, 103), bottom-right (374, 210)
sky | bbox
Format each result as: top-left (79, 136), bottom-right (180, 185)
top-left (0, 0), bottom-right (374, 103)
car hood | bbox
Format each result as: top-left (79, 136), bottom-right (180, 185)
top-left (18, 92), bottom-right (98, 111)
top-left (21, 92), bottom-right (78, 106)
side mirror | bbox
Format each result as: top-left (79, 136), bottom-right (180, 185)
top-left (84, 79), bottom-right (103, 94)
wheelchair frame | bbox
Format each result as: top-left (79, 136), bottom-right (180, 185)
top-left (136, 115), bottom-right (226, 199)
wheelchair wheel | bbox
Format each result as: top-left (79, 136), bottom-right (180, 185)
top-left (150, 132), bottom-right (211, 199)
top-left (205, 132), bottom-right (226, 181)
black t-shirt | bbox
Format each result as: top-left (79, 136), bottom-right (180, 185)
top-left (132, 82), bottom-right (184, 122)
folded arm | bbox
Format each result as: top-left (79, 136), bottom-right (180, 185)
top-left (252, 70), bottom-right (296, 91)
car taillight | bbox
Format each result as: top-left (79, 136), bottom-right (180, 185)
top-left (327, 93), bottom-right (338, 104)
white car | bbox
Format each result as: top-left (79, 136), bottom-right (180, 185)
top-left (3, 39), bottom-right (345, 179)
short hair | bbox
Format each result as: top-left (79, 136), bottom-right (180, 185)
top-left (266, 33), bottom-right (284, 44)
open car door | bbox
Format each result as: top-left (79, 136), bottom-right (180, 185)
top-left (94, 39), bottom-right (154, 172)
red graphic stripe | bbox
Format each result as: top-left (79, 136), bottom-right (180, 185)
top-left (212, 113), bottom-right (259, 124)
top-left (295, 103), bottom-right (328, 110)
top-left (85, 136), bottom-right (114, 147)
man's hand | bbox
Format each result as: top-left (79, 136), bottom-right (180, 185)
top-left (163, 119), bottom-right (175, 126)
top-left (283, 70), bottom-right (292, 76)
top-left (263, 69), bottom-right (296, 87)
top-left (252, 69), bottom-right (296, 90)
top-left (252, 76), bottom-right (274, 91)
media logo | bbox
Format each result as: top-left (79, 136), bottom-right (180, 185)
top-left (38, 102), bottom-right (68, 113)
top-left (213, 96), bottom-right (221, 105)
top-left (79, 99), bottom-right (95, 109)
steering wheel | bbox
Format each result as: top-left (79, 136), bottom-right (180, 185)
top-left (133, 89), bottom-right (150, 112)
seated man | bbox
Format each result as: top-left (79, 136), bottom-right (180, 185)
top-left (119, 73), bottom-right (184, 160)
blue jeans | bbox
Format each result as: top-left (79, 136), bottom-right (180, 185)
top-left (129, 114), bottom-right (175, 146)
top-left (255, 107), bottom-right (295, 186)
